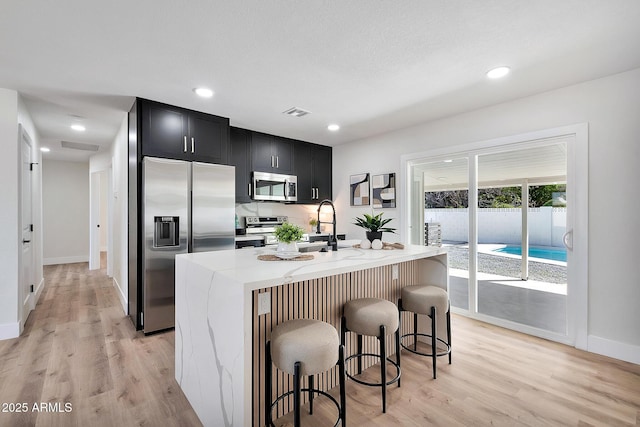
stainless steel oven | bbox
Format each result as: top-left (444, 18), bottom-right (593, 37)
top-left (252, 171), bottom-right (297, 202)
top-left (244, 216), bottom-right (287, 245)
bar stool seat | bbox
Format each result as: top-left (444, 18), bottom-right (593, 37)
top-left (342, 298), bottom-right (401, 413)
top-left (267, 319), bottom-right (346, 427)
top-left (398, 285), bottom-right (451, 379)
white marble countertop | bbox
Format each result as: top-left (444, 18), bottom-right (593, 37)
top-left (177, 243), bottom-right (447, 291)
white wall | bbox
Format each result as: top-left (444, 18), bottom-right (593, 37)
top-left (108, 116), bottom-right (129, 311)
top-left (0, 89), bottom-right (20, 337)
top-left (333, 68), bottom-right (640, 358)
top-left (42, 160), bottom-right (90, 264)
top-left (426, 207), bottom-right (566, 247)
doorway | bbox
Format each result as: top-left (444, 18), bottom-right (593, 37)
top-left (19, 125), bottom-right (35, 330)
top-left (89, 168), bottom-right (111, 272)
top-left (404, 124), bottom-right (588, 347)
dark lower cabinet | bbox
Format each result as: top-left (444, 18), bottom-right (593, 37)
top-left (295, 142), bottom-right (332, 203)
top-left (230, 127), bottom-right (252, 203)
top-left (139, 98), bottom-right (229, 164)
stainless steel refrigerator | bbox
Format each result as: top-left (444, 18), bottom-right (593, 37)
top-left (141, 157), bottom-right (235, 333)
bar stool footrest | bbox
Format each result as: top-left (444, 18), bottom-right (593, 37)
top-left (345, 352), bottom-right (401, 387)
top-left (400, 333), bottom-right (451, 358)
top-left (269, 388), bottom-right (343, 427)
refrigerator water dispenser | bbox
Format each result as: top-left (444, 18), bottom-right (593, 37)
top-left (154, 216), bottom-right (179, 247)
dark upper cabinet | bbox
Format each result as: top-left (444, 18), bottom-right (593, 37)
top-left (229, 127), bottom-right (252, 203)
top-left (295, 142), bottom-right (332, 203)
top-left (139, 99), bottom-right (229, 164)
top-left (251, 132), bottom-right (294, 174)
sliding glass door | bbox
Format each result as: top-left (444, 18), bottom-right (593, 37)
top-left (405, 127), bottom-right (585, 345)
top-left (476, 142), bottom-right (568, 334)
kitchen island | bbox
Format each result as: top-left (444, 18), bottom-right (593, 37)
top-left (175, 244), bottom-right (448, 427)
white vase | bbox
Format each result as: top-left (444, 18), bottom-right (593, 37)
top-left (277, 241), bottom-right (299, 253)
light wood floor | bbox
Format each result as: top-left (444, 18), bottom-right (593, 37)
top-left (1, 259), bottom-right (638, 426)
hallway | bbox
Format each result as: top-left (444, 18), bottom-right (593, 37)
top-left (0, 258), bottom-right (201, 426)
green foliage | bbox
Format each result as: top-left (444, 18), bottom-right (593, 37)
top-left (426, 184), bottom-right (567, 208)
top-left (274, 222), bottom-right (305, 243)
top-left (353, 213), bottom-right (396, 233)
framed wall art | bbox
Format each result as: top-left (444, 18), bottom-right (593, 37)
top-left (350, 173), bottom-right (370, 206)
top-left (372, 173), bottom-right (396, 208)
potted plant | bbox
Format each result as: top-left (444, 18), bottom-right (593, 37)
top-left (353, 213), bottom-right (396, 241)
top-left (308, 218), bottom-right (318, 233)
top-left (274, 222), bottom-right (305, 253)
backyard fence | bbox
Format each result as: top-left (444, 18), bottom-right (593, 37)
top-left (425, 207), bottom-right (566, 247)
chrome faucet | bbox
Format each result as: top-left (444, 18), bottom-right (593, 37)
top-left (317, 199), bottom-right (338, 251)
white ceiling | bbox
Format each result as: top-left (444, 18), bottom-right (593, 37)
top-left (416, 140), bottom-right (568, 191)
top-left (2, 1), bottom-right (640, 162)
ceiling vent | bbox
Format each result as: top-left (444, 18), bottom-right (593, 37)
top-left (282, 107), bottom-right (311, 117)
top-left (61, 140), bottom-right (100, 151)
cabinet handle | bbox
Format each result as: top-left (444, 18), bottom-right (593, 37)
top-left (270, 156), bottom-right (274, 168)
top-left (191, 137), bottom-right (195, 153)
top-left (183, 136), bottom-right (187, 152)
top-left (276, 156), bottom-right (279, 168)
top-left (315, 188), bottom-right (318, 199)
top-left (248, 183), bottom-right (252, 196)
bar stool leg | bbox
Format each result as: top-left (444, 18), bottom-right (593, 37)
top-left (447, 308), bottom-right (452, 364)
top-left (413, 312), bottom-right (418, 351)
top-left (395, 325), bottom-right (401, 388)
top-left (294, 361), bottom-right (301, 427)
top-left (308, 375), bottom-right (314, 415)
top-left (431, 306), bottom-right (437, 379)
top-left (339, 344), bottom-right (347, 427)
top-left (379, 325), bottom-right (387, 413)
top-left (357, 334), bottom-right (363, 375)
top-left (265, 341), bottom-right (273, 427)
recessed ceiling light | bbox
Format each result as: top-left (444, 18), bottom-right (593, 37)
top-left (194, 87), bottom-right (214, 98)
top-left (40, 147), bottom-right (50, 152)
top-left (487, 66), bottom-right (510, 79)
top-left (327, 124), bottom-right (340, 132)
top-left (71, 124), bottom-right (86, 132)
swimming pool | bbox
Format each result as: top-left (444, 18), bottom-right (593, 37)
top-left (493, 246), bottom-right (567, 262)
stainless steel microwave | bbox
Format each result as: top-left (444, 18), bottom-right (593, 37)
top-left (251, 171), bottom-right (298, 202)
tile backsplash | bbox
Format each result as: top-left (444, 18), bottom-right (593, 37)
top-left (235, 202), bottom-right (328, 232)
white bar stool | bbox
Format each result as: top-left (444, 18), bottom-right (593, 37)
top-left (341, 298), bottom-right (401, 413)
top-left (266, 319), bottom-right (347, 427)
top-left (398, 285), bottom-right (451, 379)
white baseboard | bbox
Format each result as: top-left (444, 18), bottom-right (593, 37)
top-left (43, 255), bottom-right (89, 265)
top-left (113, 277), bottom-right (127, 314)
top-left (0, 322), bottom-right (19, 340)
top-left (588, 335), bottom-right (640, 365)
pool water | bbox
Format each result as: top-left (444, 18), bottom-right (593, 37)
top-left (493, 246), bottom-right (567, 262)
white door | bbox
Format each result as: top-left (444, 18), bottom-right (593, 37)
top-left (89, 172), bottom-right (101, 270)
top-left (20, 125), bottom-right (34, 329)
